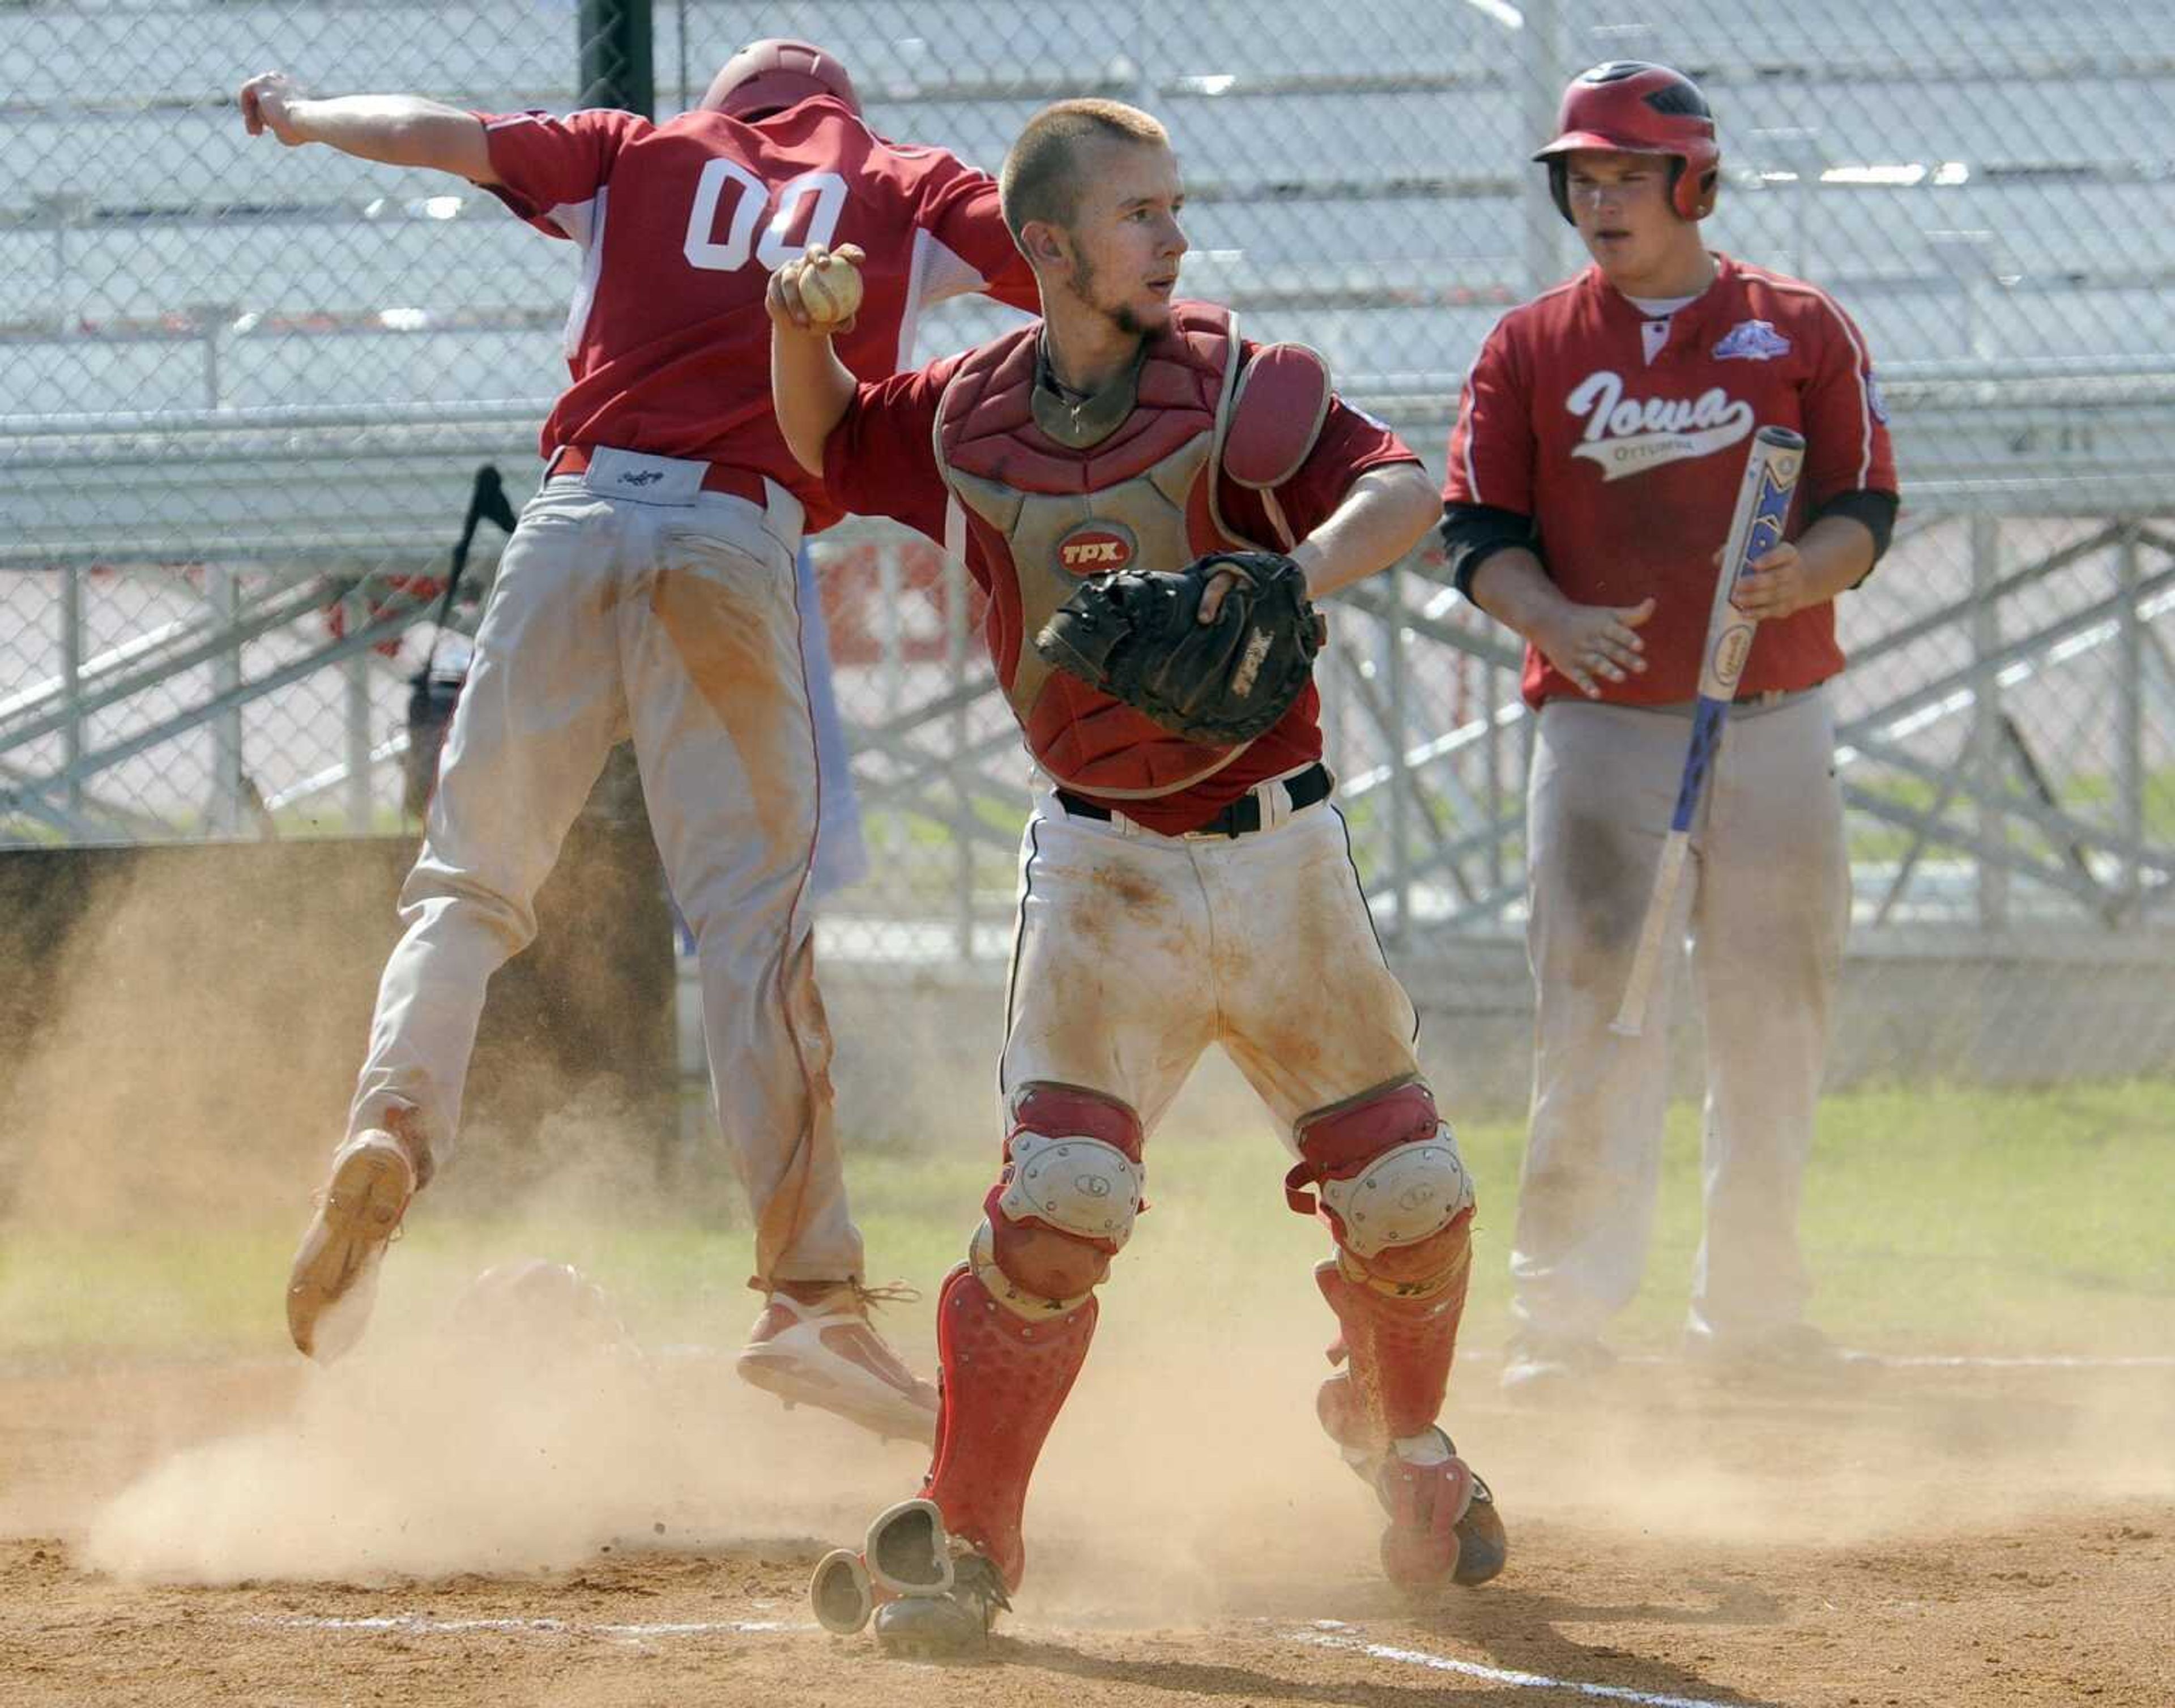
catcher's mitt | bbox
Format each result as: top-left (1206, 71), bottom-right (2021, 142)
top-left (1034, 552), bottom-right (1325, 745)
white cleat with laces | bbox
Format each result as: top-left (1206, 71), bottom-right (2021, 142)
top-left (736, 1283), bottom-right (939, 1445)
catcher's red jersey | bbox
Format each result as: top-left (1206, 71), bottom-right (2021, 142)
top-left (475, 95), bottom-right (1039, 531)
top-left (1444, 253), bottom-right (1897, 707)
top-left (824, 314), bottom-right (1416, 835)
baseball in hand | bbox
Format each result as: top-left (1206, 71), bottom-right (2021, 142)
top-left (799, 253), bottom-right (863, 326)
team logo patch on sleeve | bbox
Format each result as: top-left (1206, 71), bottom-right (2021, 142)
top-left (1055, 520), bottom-right (1137, 575)
top-left (1712, 319), bottom-right (1792, 361)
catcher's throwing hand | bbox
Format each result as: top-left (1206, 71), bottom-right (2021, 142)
top-left (239, 71), bottom-right (309, 145)
top-left (1034, 551), bottom-right (1326, 745)
top-left (766, 242), bottom-right (867, 335)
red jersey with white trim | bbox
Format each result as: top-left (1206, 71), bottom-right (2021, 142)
top-left (823, 324), bottom-right (1418, 835)
top-left (473, 95), bottom-right (1039, 531)
top-left (1444, 253), bottom-right (1898, 708)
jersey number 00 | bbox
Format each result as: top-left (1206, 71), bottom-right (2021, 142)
top-left (681, 163), bottom-right (847, 274)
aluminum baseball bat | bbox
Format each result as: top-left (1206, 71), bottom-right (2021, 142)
top-left (1609, 425), bottom-right (1806, 1038)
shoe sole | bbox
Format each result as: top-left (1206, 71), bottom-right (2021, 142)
top-left (287, 1143), bottom-right (412, 1358)
top-left (736, 1349), bottom-right (938, 1446)
top-left (873, 1632), bottom-right (988, 1661)
top-left (872, 1604), bottom-right (993, 1660)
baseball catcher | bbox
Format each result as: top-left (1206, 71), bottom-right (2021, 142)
top-left (773, 96), bottom-right (1504, 1659)
top-left (1034, 550), bottom-right (1326, 746)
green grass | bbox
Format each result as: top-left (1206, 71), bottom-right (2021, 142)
top-left (2, 1079), bottom-right (2168, 1364)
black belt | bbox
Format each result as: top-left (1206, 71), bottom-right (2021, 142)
top-left (1056, 762), bottom-right (1333, 839)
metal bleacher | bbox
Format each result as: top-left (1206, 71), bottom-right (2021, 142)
top-left (8, 2), bottom-right (2175, 555)
top-left (3, 1), bottom-right (2172, 937)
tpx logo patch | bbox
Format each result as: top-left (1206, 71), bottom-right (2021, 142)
top-left (1055, 520), bottom-right (1137, 575)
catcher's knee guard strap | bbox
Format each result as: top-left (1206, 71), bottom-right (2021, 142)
top-left (923, 1263), bottom-right (1098, 1592)
top-left (1286, 1081), bottom-right (1475, 1264)
top-left (986, 1083), bottom-right (1145, 1305)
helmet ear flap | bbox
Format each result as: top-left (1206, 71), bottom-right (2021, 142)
top-left (1664, 157), bottom-right (1719, 221)
top-left (1547, 158), bottom-right (1573, 224)
top-left (1688, 166), bottom-right (1720, 219)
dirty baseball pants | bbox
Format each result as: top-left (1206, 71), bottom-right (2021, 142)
top-left (1511, 688), bottom-right (1849, 1348)
top-left (348, 456), bottom-right (863, 1285)
top-left (1000, 775), bottom-right (1436, 1156)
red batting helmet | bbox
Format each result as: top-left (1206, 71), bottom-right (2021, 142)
top-left (1534, 61), bottom-right (1720, 224)
top-left (700, 38), bottom-right (859, 120)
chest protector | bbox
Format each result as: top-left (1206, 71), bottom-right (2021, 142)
top-left (933, 303), bottom-right (1332, 800)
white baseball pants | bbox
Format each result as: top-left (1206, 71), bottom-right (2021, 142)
top-left (1511, 689), bottom-right (1849, 1348)
top-left (349, 457), bottom-right (863, 1284)
top-left (998, 777), bottom-right (1432, 1146)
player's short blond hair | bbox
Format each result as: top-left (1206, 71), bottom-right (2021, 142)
top-left (999, 100), bottom-right (1170, 242)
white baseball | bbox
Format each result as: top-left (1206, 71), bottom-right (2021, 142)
top-left (799, 254), bottom-right (863, 326)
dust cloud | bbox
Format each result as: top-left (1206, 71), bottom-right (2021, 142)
top-left (0, 843), bottom-right (396, 1234)
top-left (5, 862), bottom-right (2171, 1613)
top-left (75, 1273), bottom-right (919, 1585)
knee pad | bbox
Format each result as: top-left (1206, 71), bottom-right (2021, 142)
top-left (1286, 1080), bottom-right (1474, 1273)
top-left (982, 1083), bottom-right (1145, 1309)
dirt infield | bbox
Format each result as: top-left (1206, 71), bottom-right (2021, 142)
top-left (2, 1340), bottom-right (2170, 1707)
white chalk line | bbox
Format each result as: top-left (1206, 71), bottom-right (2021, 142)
top-left (250, 1608), bottom-right (1767, 1703)
top-left (1869, 1353), bottom-right (2175, 1369)
top-left (244, 1612), bottom-right (814, 1639)
top-left (1596, 1351), bottom-right (2175, 1371)
top-left (1291, 1624), bottom-right (1768, 1708)
top-left (650, 1343), bottom-right (2175, 1373)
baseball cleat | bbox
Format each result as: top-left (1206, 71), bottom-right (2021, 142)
top-left (1318, 1378), bottom-right (1507, 1589)
top-left (871, 1561), bottom-right (1007, 1660)
top-left (1683, 1321), bottom-right (1871, 1387)
top-left (1500, 1330), bottom-right (1617, 1398)
top-left (285, 1128), bottom-right (418, 1360)
top-left (1373, 1432), bottom-right (1506, 1590)
top-left (736, 1284), bottom-right (939, 1445)
top-left (809, 1499), bottom-right (1010, 1655)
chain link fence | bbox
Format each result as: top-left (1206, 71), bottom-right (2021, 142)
top-left (4, 1), bottom-right (2172, 1081)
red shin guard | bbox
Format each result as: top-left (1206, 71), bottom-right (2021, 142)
top-left (1313, 1211), bottom-right (1474, 1444)
top-left (920, 1263), bottom-right (1097, 1591)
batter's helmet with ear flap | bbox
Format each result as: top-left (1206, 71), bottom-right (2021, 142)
top-left (1534, 61), bottom-right (1720, 224)
top-left (701, 38), bottom-right (859, 119)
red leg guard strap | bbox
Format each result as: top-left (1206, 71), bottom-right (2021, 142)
top-left (1284, 1081), bottom-right (1439, 1228)
top-left (922, 1264), bottom-right (1098, 1592)
top-left (1313, 1211), bottom-right (1474, 1442)
top-left (1009, 1082), bottom-right (1145, 1163)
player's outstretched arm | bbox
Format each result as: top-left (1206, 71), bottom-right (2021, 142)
top-left (238, 71), bottom-right (496, 183)
top-left (1288, 463), bottom-right (1440, 601)
top-left (767, 244), bottom-right (865, 477)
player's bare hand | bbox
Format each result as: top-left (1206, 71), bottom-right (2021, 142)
top-left (766, 243), bottom-right (866, 335)
top-left (239, 71), bottom-right (310, 145)
top-left (1195, 563), bottom-right (1247, 624)
top-left (1535, 596), bottom-right (1654, 698)
top-left (1731, 542), bottom-right (1815, 621)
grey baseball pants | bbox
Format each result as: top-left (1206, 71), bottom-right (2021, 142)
top-left (348, 456), bottom-right (862, 1286)
top-left (1511, 688), bottom-right (1849, 1347)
